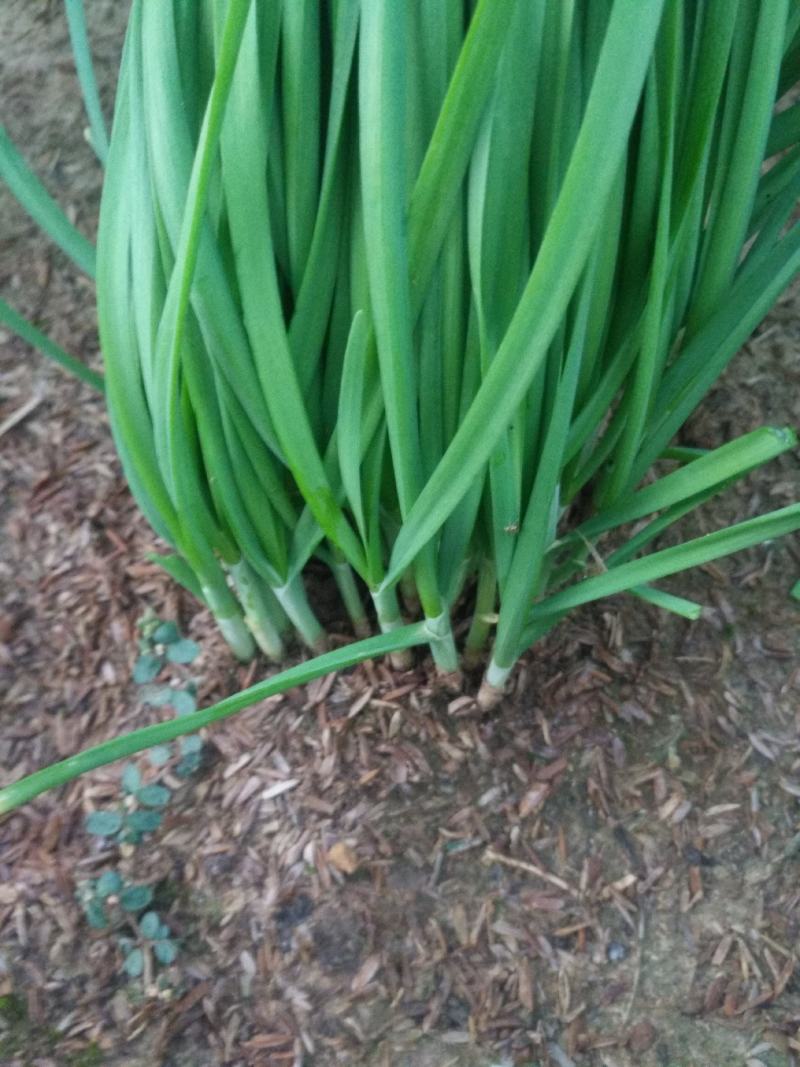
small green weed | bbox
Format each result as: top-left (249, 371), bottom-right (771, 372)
top-left (67, 1044), bottom-right (104, 1067)
top-left (76, 870), bottom-right (179, 982)
top-left (77, 614), bottom-right (196, 986)
top-left (0, 992), bottom-right (26, 1025)
top-left (84, 763), bottom-right (171, 846)
top-left (83, 614), bottom-right (205, 846)
top-left (135, 611), bottom-right (205, 778)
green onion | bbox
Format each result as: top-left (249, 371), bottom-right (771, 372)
top-left (64, 0), bottom-right (110, 164)
top-left (2, 0), bottom-right (800, 808)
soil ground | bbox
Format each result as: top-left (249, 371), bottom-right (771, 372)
top-left (2, 4), bottom-right (800, 1066)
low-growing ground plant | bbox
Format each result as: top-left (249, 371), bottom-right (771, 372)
top-left (76, 871), bottom-right (179, 985)
top-left (74, 615), bottom-right (203, 984)
top-left (133, 611), bottom-right (206, 777)
top-left (81, 614), bottom-right (205, 844)
top-left (1, 0), bottom-right (800, 810)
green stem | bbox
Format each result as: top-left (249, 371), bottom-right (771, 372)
top-left (464, 557), bottom-right (497, 667)
top-left (371, 585), bottom-right (412, 669)
top-left (201, 581), bottom-right (255, 662)
top-left (424, 610), bottom-right (460, 673)
top-left (0, 623), bottom-right (431, 815)
top-left (372, 585), bottom-right (405, 633)
top-left (65, 0), bottom-right (110, 163)
top-left (331, 555), bottom-right (370, 637)
top-left (229, 560), bottom-right (285, 661)
top-left (274, 575), bottom-right (327, 652)
top-left (399, 569), bottom-right (421, 616)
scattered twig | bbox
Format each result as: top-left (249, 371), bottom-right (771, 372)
top-left (484, 848), bottom-right (577, 895)
top-left (0, 393), bottom-right (42, 439)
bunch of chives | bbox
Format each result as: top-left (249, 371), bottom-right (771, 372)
top-left (97, 0), bottom-right (800, 696)
top-left (2, 0), bottom-right (800, 810)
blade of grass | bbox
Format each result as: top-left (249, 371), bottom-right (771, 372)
top-left (489, 253), bottom-right (595, 677)
top-left (582, 426), bottom-right (797, 540)
top-left (65, 0), bottom-right (110, 163)
top-left (0, 622), bottom-right (431, 815)
top-left (217, 0), bottom-right (367, 576)
top-left (631, 585), bottom-right (702, 619)
top-left (634, 223), bottom-right (800, 479)
top-left (280, 0), bottom-right (320, 293)
top-left (409, 0), bottom-right (518, 310)
top-left (290, 0), bottom-right (359, 401)
top-left (530, 503), bottom-right (800, 620)
top-left (0, 126), bottom-right (96, 277)
top-left (337, 310), bottom-right (370, 542)
top-left (687, 0), bottom-right (789, 330)
top-left (383, 0), bottom-right (667, 590)
top-left (358, 0), bottom-right (458, 670)
top-left (0, 298), bottom-right (104, 392)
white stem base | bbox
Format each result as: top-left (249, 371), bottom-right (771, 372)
top-left (477, 659), bottom-right (511, 711)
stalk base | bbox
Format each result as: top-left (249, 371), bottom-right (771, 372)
top-left (477, 679), bottom-right (505, 711)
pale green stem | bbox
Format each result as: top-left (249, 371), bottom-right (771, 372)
top-left (371, 585), bottom-right (412, 669)
top-left (371, 585), bottom-right (405, 633)
top-left (201, 582), bottom-right (255, 662)
top-left (399, 569), bottom-right (421, 616)
top-left (464, 557), bottom-right (497, 667)
top-left (274, 575), bottom-right (327, 652)
top-left (424, 610), bottom-right (460, 673)
top-left (229, 561), bottom-right (285, 661)
top-left (331, 556), bottom-right (370, 636)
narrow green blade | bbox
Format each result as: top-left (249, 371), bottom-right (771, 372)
top-left (383, 0), bottom-right (667, 589)
top-left (0, 298), bottom-right (104, 392)
top-left (0, 126), bottom-right (96, 277)
top-left (0, 622), bottom-right (431, 814)
top-left (65, 0), bottom-right (110, 163)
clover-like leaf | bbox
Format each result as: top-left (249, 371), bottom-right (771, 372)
top-left (121, 763), bottom-right (141, 794)
top-left (139, 911), bottom-right (161, 939)
top-left (171, 689), bottom-right (197, 716)
top-left (85, 810), bottom-right (123, 837)
top-left (136, 784), bottom-right (171, 808)
top-left (180, 735), bottom-right (203, 755)
top-left (95, 871), bottom-right (123, 899)
top-left (140, 685), bottom-right (176, 708)
top-left (147, 745), bottom-right (172, 767)
top-left (126, 810), bottom-right (163, 833)
top-left (133, 653), bottom-right (164, 684)
top-left (176, 753), bottom-right (202, 778)
top-left (152, 621), bottom-right (180, 645)
top-left (120, 885), bottom-right (153, 912)
top-left (122, 948), bottom-right (144, 978)
top-left (154, 939), bottom-right (178, 965)
top-left (165, 639), bottom-right (200, 664)
top-left (84, 899), bottom-right (108, 930)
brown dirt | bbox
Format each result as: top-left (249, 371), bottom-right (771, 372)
top-left (2, 4), bottom-right (800, 1067)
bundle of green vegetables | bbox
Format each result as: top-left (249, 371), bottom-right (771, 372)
top-left (2, 0), bottom-right (800, 809)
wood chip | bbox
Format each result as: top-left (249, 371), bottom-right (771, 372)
top-left (261, 778), bottom-right (300, 800)
top-left (326, 841), bottom-right (359, 875)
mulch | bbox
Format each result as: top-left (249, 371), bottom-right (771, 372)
top-left (2, 312), bottom-right (800, 1065)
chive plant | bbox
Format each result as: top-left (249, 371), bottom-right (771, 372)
top-left (2, 0), bottom-right (800, 811)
